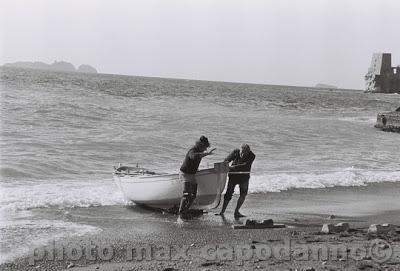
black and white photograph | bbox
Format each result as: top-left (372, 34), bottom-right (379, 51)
top-left (1, 0), bottom-right (400, 270)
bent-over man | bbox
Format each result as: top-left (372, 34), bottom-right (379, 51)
top-left (178, 136), bottom-right (215, 222)
top-left (218, 144), bottom-right (255, 218)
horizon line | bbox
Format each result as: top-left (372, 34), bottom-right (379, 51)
top-left (1, 64), bottom-right (363, 92)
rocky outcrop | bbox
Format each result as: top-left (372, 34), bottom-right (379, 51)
top-left (3, 61), bottom-right (98, 73)
top-left (77, 64), bottom-right (97, 73)
top-left (315, 83), bottom-right (338, 89)
top-left (375, 107), bottom-right (400, 132)
top-left (50, 61), bottom-right (75, 72)
top-left (3, 61), bottom-right (49, 70)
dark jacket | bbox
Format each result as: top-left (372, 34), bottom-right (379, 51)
top-left (180, 146), bottom-right (203, 174)
top-left (224, 149), bottom-right (255, 181)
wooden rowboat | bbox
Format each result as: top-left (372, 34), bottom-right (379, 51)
top-left (113, 162), bottom-right (229, 209)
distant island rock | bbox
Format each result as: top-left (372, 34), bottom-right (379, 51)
top-left (3, 61), bottom-right (98, 73)
top-left (3, 61), bottom-right (50, 70)
top-left (315, 83), bottom-right (338, 89)
top-left (77, 64), bottom-right (97, 73)
top-left (51, 61), bottom-right (76, 72)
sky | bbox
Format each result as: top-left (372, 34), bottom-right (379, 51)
top-left (1, 0), bottom-right (399, 89)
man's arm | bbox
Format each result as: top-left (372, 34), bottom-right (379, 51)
top-left (248, 153), bottom-right (256, 163)
top-left (188, 148), bottom-right (216, 159)
top-left (231, 152), bottom-right (256, 170)
top-left (242, 152), bottom-right (256, 166)
top-left (224, 149), bottom-right (240, 163)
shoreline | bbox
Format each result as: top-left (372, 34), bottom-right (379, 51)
top-left (2, 182), bottom-right (400, 270)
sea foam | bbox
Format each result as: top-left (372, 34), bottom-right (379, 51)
top-left (2, 170), bottom-right (400, 211)
top-left (248, 169), bottom-right (400, 193)
top-left (0, 179), bottom-right (126, 212)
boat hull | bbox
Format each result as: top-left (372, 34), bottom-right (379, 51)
top-left (113, 162), bottom-right (229, 209)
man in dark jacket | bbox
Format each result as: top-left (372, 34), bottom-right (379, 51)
top-left (217, 144), bottom-right (255, 218)
top-left (178, 136), bottom-right (215, 222)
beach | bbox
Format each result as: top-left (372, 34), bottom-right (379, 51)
top-left (2, 0), bottom-right (400, 269)
top-left (1, 182), bottom-right (400, 270)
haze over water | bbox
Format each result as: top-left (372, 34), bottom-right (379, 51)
top-left (1, 67), bottom-right (399, 263)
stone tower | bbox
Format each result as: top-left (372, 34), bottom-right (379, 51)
top-left (365, 53), bottom-right (400, 93)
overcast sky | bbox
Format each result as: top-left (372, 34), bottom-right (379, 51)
top-left (1, 0), bottom-right (399, 89)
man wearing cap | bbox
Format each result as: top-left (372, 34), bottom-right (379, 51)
top-left (178, 136), bottom-right (215, 223)
top-left (217, 144), bottom-right (255, 218)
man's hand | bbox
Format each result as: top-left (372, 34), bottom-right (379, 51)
top-left (229, 163), bottom-right (246, 171)
top-left (200, 148), bottom-right (216, 158)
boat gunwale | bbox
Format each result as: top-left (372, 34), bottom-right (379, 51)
top-left (114, 167), bottom-right (227, 178)
top-left (114, 170), bottom-right (227, 184)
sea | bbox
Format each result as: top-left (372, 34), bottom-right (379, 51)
top-left (1, 67), bottom-right (399, 263)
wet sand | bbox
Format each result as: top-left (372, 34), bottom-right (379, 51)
top-left (2, 182), bottom-right (400, 270)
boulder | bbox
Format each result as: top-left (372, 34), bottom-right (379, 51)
top-left (321, 224), bottom-right (335, 234)
top-left (368, 224), bottom-right (394, 234)
top-left (261, 219), bottom-right (274, 226)
top-left (336, 222), bottom-right (350, 232)
top-left (244, 219), bottom-right (273, 226)
top-left (233, 218), bottom-right (285, 229)
top-left (321, 222), bottom-right (350, 234)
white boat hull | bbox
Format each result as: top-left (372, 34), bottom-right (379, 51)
top-left (113, 162), bottom-right (229, 209)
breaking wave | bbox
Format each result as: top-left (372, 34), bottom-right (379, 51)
top-left (0, 179), bottom-right (126, 212)
top-left (2, 170), bottom-right (400, 212)
top-left (248, 169), bottom-right (400, 193)
top-left (337, 116), bottom-right (376, 124)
